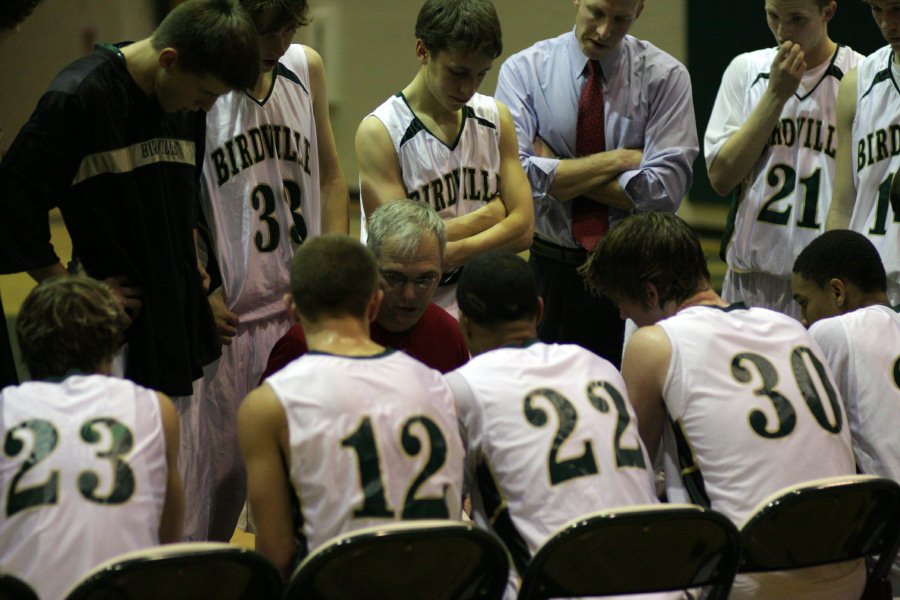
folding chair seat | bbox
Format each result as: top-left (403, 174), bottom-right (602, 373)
top-left (738, 475), bottom-right (900, 597)
top-left (517, 504), bottom-right (742, 600)
top-left (63, 542), bottom-right (282, 600)
top-left (0, 572), bottom-right (39, 600)
top-left (284, 519), bottom-right (510, 600)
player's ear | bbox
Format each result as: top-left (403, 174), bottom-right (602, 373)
top-left (644, 281), bottom-right (660, 309)
top-left (534, 297), bottom-right (545, 328)
top-left (415, 39), bottom-right (429, 65)
top-left (158, 47), bottom-right (178, 70)
top-left (367, 289), bottom-right (384, 323)
top-left (828, 277), bottom-right (846, 309)
top-left (821, 1), bottom-right (837, 24)
top-left (284, 294), bottom-right (301, 321)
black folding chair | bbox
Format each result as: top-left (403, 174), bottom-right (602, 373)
top-left (63, 542), bottom-right (282, 600)
top-left (517, 504), bottom-right (742, 600)
top-left (285, 520), bottom-right (510, 600)
top-left (0, 573), bottom-right (38, 600)
top-left (739, 475), bottom-right (900, 597)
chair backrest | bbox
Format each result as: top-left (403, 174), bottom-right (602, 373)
top-left (739, 475), bottom-right (900, 578)
top-left (284, 520), bottom-right (510, 600)
top-left (516, 504), bottom-right (742, 600)
top-left (63, 542), bottom-right (283, 600)
top-left (0, 573), bottom-right (39, 600)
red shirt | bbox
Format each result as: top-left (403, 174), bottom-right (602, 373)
top-left (260, 303), bottom-right (469, 381)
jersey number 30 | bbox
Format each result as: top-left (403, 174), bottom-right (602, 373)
top-left (4, 418), bottom-right (136, 518)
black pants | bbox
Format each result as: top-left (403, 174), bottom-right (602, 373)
top-left (529, 248), bottom-right (625, 368)
top-left (0, 291), bottom-right (18, 386)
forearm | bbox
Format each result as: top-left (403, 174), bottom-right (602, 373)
top-left (549, 150), bottom-right (637, 201)
top-left (445, 210), bottom-right (532, 266)
top-left (708, 91), bottom-right (787, 195)
top-left (444, 199), bottom-right (506, 241)
top-left (583, 179), bottom-right (634, 211)
top-left (321, 176), bottom-right (350, 234)
top-left (27, 262), bottom-right (66, 283)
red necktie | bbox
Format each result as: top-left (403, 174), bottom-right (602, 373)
top-left (571, 59), bottom-right (609, 251)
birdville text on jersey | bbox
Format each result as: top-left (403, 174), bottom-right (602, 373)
top-left (209, 123), bottom-right (312, 187)
top-left (408, 168), bottom-right (500, 212)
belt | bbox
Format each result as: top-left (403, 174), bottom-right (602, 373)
top-left (439, 266), bottom-right (464, 287)
top-left (530, 236), bottom-right (587, 266)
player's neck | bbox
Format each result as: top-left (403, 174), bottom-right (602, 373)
top-left (473, 323), bottom-right (538, 356)
top-left (250, 69), bottom-right (274, 102)
top-left (676, 286), bottom-right (728, 313)
top-left (119, 39), bottom-right (157, 97)
top-left (303, 317), bottom-right (386, 357)
top-left (804, 37), bottom-right (837, 71)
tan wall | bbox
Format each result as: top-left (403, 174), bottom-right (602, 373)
top-left (1, 0), bottom-right (687, 189)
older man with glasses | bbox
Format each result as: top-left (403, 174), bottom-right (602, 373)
top-left (261, 200), bottom-right (469, 378)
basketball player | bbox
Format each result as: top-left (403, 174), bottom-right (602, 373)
top-left (261, 200), bottom-right (468, 379)
top-left (581, 212), bottom-right (861, 599)
top-left (355, 0), bottom-right (533, 316)
top-left (447, 251), bottom-right (678, 600)
top-left (827, 0), bottom-right (900, 305)
top-left (0, 0), bottom-right (259, 396)
top-left (239, 235), bottom-right (463, 576)
top-left (705, 0), bottom-right (861, 319)
top-left (193, 0), bottom-right (349, 542)
top-left (0, 276), bottom-right (183, 600)
top-left (792, 230), bottom-right (900, 592)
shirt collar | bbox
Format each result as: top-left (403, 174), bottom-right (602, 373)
top-left (566, 28), bottom-right (626, 83)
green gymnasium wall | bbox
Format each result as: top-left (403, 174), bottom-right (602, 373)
top-left (688, 1), bottom-right (886, 205)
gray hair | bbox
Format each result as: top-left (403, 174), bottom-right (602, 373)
top-left (366, 200), bottom-right (447, 261)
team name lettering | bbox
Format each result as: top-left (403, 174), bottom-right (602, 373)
top-left (210, 123), bottom-right (312, 186)
top-left (768, 117), bottom-right (836, 158)
top-left (140, 139), bottom-right (186, 160)
top-left (856, 125), bottom-right (900, 172)
top-left (407, 167), bottom-right (499, 211)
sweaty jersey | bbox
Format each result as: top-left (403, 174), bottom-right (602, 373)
top-left (0, 375), bottom-right (168, 600)
top-left (447, 342), bottom-right (666, 590)
top-left (201, 45), bottom-right (321, 322)
top-left (706, 45), bottom-right (862, 278)
top-left (657, 304), bottom-right (856, 526)
top-left (265, 349), bottom-right (464, 557)
top-left (850, 46), bottom-right (900, 305)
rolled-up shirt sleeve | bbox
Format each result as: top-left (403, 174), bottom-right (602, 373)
top-left (496, 57), bottom-right (560, 201)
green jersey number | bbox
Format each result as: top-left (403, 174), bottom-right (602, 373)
top-left (869, 173), bottom-right (900, 236)
top-left (731, 347), bottom-right (842, 439)
top-left (758, 164), bottom-right (821, 229)
top-left (893, 356), bottom-right (900, 390)
top-left (251, 179), bottom-right (308, 252)
top-left (525, 381), bottom-right (646, 487)
top-left (341, 415), bottom-right (451, 519)
top-left (4, 417), bottom-right (136, 517)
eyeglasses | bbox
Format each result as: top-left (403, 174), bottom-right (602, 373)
top-left (379, 269), bottom-right (439, 290)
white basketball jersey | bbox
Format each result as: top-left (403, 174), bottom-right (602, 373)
top-left (851, 46), bottom-right (900, 305)
top-left (658, 305), bottom-right (855, 526)
top-left (266, 349), bottom-right (464, 555)
top-left (809, 305), bottom-right (900, 483)
top-left (365, 91), bottom-right (501, 221)
top-left (705, 46), bottom-right (862, 278)
top-left (0, 375), bottom-right (167, 600)
top-left (447, 342), bottom-right (668, 593)
top-left (202, 45), bottom-right (321, 322)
